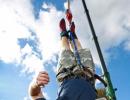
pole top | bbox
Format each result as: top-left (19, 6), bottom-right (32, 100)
top-left (66, 0), bottom-right (73, 24)
top-left (67, 0), bottom-right (70, 10)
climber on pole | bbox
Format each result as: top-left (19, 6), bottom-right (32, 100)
top-left (56, 11), bottom-right (96, 100)
top-left (29, 1), bottom-right (96, 100)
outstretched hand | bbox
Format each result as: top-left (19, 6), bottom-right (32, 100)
top-left (36, 71), bottom-right (50, 87)
top-left (29, 71), bottom-right (50, 99)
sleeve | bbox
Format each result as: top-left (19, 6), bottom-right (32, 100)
top-left (35, 98), bottom-right (46, 100)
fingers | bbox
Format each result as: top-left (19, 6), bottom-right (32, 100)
top-left (36, 71), bottom-right (50, 87)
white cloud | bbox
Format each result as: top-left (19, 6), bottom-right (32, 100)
top-left (0, 0), bottom-right (43, 74)
top-left (21, 54), bottom-right (44, 74)
top-left (42, 3), bottom-right (49, 9)
top-left (34, 5), bottom-right (63, 61)
top-left (20, 44), bottom-right (44, 75)
top-left (0, 7), bottom-right (29, 63)
top-left (0, 0), bottom-right (33, 63)
top-left (21, 44), bottom-right (33, 55)
top-left (0, 32), bottom-right (21, 63)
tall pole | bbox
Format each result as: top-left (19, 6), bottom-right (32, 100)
top-left (81, 0), bottom-right (116, 99)
top-left (67, 0), bottom-right (70, 10)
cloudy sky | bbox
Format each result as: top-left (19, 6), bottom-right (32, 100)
top-left (0, 0), bottom-right (130, 100)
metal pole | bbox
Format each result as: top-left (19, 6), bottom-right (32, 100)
top-left (67, 0), bottom-right (70, 9)
top-left (81, 0), bottom-right (116, 99)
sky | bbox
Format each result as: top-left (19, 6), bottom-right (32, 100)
top-left (0, 0), bottom-right (130, 100)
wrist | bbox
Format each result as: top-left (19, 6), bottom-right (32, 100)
top-left (29, 81), bottom-right (41, 96)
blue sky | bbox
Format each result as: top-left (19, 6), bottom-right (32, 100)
top-left (0, 0), bottom-right (130, 100)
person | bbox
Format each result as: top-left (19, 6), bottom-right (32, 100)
top-left (29, 13), bottom-right (96, 100)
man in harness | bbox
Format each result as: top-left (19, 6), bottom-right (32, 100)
top-left (29, 9), bottom-right (96, 100)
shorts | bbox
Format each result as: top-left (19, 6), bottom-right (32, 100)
top-left (56, 77), bottom-right (96, 100)
top-left (57, 48), bottom-right (95, 82)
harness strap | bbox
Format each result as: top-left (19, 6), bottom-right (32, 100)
top-left (56, 65), bottom-right (94, 83)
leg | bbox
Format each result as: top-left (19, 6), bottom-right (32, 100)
top-left (70, 39), bottom-right (82, 51)
top-left (57, 18), bottom-right (76, 82)
top-left (60, 37), bottom-right (70, 51)
top-left (69, 22), bottom-right (82, 51)
top-left (59, 18), bottom-right (70, 51)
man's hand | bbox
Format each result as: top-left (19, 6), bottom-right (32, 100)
top-left (29, 71), bottom-right (50, 100)
top-left (36, 71), bottom-right (50, 87)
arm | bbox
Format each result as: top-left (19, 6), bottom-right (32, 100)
top-left (29, 71), bottom-right (50, 100)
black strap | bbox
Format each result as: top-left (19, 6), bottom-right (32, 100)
top-left (60, 31), bottom-right (69, 39)
top-left (94, 74), bottom-right (107, 87)
top-left (35, 98), bottom-right (46, 100)
top-left (56, 65), bottom-right (76, 77)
